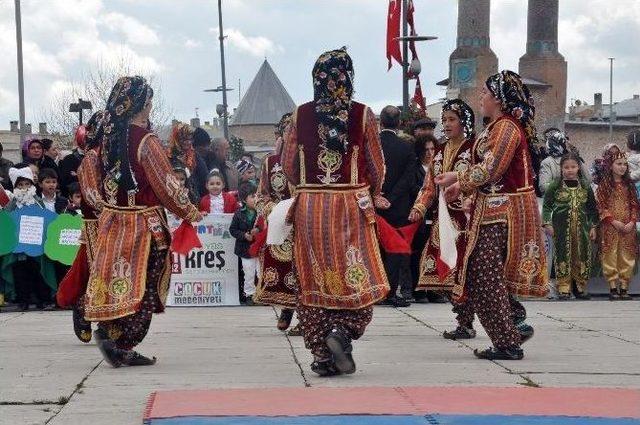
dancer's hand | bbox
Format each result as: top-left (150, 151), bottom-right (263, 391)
top-left (544, 225), bottom-right (554, 237)
top-left (462, 197), bottom-right (473, 213)
top-left (589, 227), bottom-right (597, 241)
top-left (434, 171), bottom-right (458, 188)
top-left (624, 221), bottom-right (636, 234)
top-left (444, 182), bottom-right (461, 203)
top-left (194, 211), bottom-right (205, 222)
top-left (408, 208), bottom-right (422, 223)
top-left (374, 195), bottom-right (391, 210)
top-left (612, 220), bottom-right (625, 231)
top-left (244, 232), bottom-right (254, 242)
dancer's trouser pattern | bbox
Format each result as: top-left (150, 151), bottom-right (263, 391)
top-left (297, 305), bottom-right (373, 358)
top-left (97, 247), bottom-right (165, 350)
top-left (466, 223), bottom-right (522, 349)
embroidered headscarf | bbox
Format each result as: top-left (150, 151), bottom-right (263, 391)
top-left (168, 122), bottom-right (196, 171)
top-left (275, 112), bottom-right (292, 138)
top-left (101, 76), bottom-right (153, 194)
top-left (84, 110), bottom-right (105, 150)
top-left (485, 70), bottom-right (539, 153)
top-left (312, 47), bottom-right (354, 153)
top-left (544, 128), bottom-right (568, 158)
top-left (441, 99), bottom-right (475, 140)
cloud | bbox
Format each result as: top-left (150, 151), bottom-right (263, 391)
top-left (210, 27), bottom-right (284, 58)
top-left (184, 38), bottom-right (202, 49)
top-left (101, 12), bottom-right (160, 46)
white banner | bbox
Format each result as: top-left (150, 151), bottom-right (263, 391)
top-left (167, 212), bottom-right (240, 306)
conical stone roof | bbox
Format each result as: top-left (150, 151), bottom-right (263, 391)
top-left (230, 60), bottom-right (296, 126)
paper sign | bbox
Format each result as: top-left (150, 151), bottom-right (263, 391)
top-left (59, 229), bottom-right (81, 246)
top-left (19, 215), bottom-right (44, 245)
top-left (44, 213), bottom-right (84, 265)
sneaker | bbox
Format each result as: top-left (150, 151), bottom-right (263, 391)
top-left (325, 329), bottom-right (356, 374)
top-left (277, 309), bottom-right (294, 331)
top-left (474, 346), bottom-right (524, 360)
top-left (619, 289), bottom-right (633, 301)
top-left (310, 359), bottom-right (340, 377)
top-left (443, 326), bottom-right (476, 340)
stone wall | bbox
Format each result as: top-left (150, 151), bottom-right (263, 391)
top-left (564, 122), bottom-right (640, 167)
top-left (229, 124), bottom-right (275, 146)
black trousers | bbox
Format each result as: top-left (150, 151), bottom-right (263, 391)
top-left (383, 253), bottom-right (413, 299)
top-left (13, 258), bottom-right (50, 305)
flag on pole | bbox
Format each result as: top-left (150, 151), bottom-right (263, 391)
top-left (386, 0), bottom-right (402, 70)
top-left (413, 77), bottom-right (426, 110)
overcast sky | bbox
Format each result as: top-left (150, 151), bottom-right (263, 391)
top-left (0, 0), bottom-right (638, 130)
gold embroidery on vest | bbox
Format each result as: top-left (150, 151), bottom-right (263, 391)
top-left (298, 146), bottom-right (306, 186)
top-left (350, 146), bottom-right (359, 184)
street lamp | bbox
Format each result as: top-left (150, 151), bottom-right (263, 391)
top-left (608, 57), bottom-right (614, 143)
top-left (14, 0), bottom-right (26, 145)
top-left (69, 98), bottom-right (92, 125)
top-left (214, 0), bottom-right (230, 140)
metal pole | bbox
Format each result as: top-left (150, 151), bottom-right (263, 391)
top-left (14, 0), bottom-right (26, 144)
top-left (401, 0), bottom-right (409, 112)
top-left (217, 0), bottom-right (229, 140)
top-left (608, 57), bottom-right (614, 143)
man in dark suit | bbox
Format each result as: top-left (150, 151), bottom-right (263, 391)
top-left (377, 105), bottom-right (417, 307)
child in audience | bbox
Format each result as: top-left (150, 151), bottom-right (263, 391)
top-left (199, 169), bottom-right (238, 214)
top-left (626, 130), bottom-right (640, 198)
top-left (543, 152), bottom-right (598, 300)
top-left (229, 182), bottom-right (261, 305)
top-left (38, 168), bottom-right (68, 214)
top-left (2, 166), bottom-right (54, 310)
top-left (236, 160), bottom-right (257, 185)
top-left (595, 144), bottom-right (639, 300)
top-left (64, 182), bottom-right (82, 216)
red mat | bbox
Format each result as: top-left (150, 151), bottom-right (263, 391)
top-left (144, 386), bottom-right (640, 421)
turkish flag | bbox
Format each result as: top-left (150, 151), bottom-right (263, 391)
top-left (413, 77), bottom-right (426, 110)
top-left (386, 0), bottom-right (402, 70)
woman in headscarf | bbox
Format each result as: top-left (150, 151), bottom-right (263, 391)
top-left (253, 113), bottom-right (299, 332)
top-left (409, 99), bottom-right (478, 340)
top-left (435, 70), bottom-right (547, 360)
top-left (57, 110), bottom-right (105, 343)
top-left (281, 48), bottom-right (389, 376)
top-left (81, 76), bottom-right (202, 367)
top-left (538, 128), bottom-right (590, 194)
top-left (167, 122), bottom-right (208, 201)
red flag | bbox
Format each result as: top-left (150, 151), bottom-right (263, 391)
top-left (407, 0), bottom-right (418, 60)
top-left (413, 77), bottom-right (426, 110)
top-left (386, 0), bottom-right (402, 70)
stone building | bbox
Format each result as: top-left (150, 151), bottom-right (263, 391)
top-left (229, 59), bottom-right (296, 149)
top-left (0, 121), bottom-right (68, 163)
top-left (518, 0), bottom-right (567, 132)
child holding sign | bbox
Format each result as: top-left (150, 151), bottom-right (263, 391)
top-left (230, 182), bottom-right (261, 305)
top-left (2, 166), bottom-right (54, 310)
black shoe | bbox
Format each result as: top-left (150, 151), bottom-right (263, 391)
top-left (19, 303), bottom-right (29, 311)
top-left (575, 292), bottom-right (591, 300)
top-left (609, 289), bottom-right (620, 301)
top-left (122, 350), bottom-right (157, 366)
top-left (310, 359), bottom-right (340, 377)
top-left (245, 296), bottom-right (255, 306)
top-left (413, 291), bottom-right (429, 303)
top-left (277, 309), bottom-right (294, 331)
top-left (557, 293), bottom-right (571, 301)
top-left (287, 323), bottom-right (302, 336)
top-left (93, 329), bottom-right (123, 368)
top-left (474, 346), bottom-right (524, 360)
top-left (35, 302), bottom-right (45, 310)
top-left (391, 297), bottom-right (411, 308)
top-left (426, 291), bottom-right (448, 303)
top-left (516, 322), bottom-right (534, 344)
top-left (619, 289), bottom-right (633, 301)
top-left (325, 329), bottom-right (356, 374)
top-left (443, 326), bottom-right (476, 340)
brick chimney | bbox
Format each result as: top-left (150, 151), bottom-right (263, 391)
top-left (10, 121), bottom-right (18, 132)
top-left (38, 122), bottom-right (48, 134)
top-left (594, 93), bottom-right (603, 118)
top-left (190, 118), bottom-right (201, 128)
